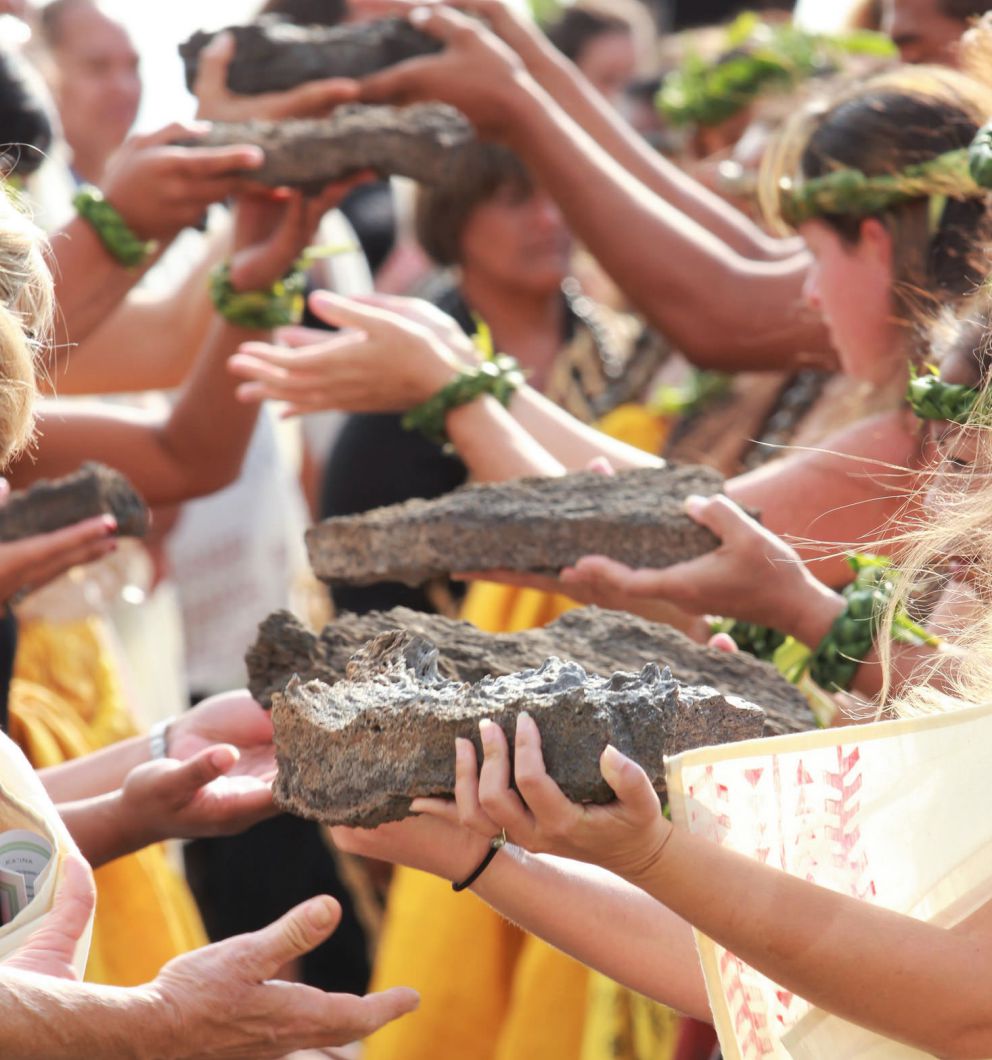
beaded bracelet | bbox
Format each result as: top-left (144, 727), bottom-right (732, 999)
top-left (208, 261), bottom-right (308, 330)
top-left (402, 354), bottom-right (525, 448)
top-left (73, 184), bottom-right (156, 268)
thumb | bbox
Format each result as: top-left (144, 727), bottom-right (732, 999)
top-left (158, 745), bottom-right (239, 808)
top-left (599, 746), bottom-right (660, 819)
top-left (242, 896), bottom-right (342, 980)
top-left (708, 632), bottom-right (740, 654)
top-left (193, 31), bottom-right (235, 101)
top-left (5, 853), bottom-right (95, 980)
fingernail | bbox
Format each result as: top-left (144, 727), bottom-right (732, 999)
top-left (102, 515), bottom-right (118, 534)
top-left (307, 898), bottom-right (336, 931)
top-left (684, 494), bottom-right (706, 518)
top-left (479, 719), bottom-right (497, 750)
top-left (516, 711), bottom-right (532, 735)
top-left (601, 744), bottom-right (625, 778)
top-left (410, 5), bottom-right (431, 24)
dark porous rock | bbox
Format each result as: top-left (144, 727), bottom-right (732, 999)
top-left (182, 106), bottom-right (473, 189)
top-left (272, 630), bottom-right (767, 828)
top-left (0, 463), bottom-right (148, 542)
top-left (180, 17), bottom-right (441, 95)
top-left (247, 606), bottom-right (815, 737)
top-left (306, 465), bottom-right (726, 587)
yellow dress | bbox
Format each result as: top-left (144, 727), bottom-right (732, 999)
top-left (366, 400), bottom-right (680, 1060)
top-left (9, 616), bottom-right (207, 986)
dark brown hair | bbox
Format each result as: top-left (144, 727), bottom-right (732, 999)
top-left (256, 0), bottom-right (346, 26)
top-left (792, 68), bottom-right (992, 308)
top-left (415, 144), bottom-right (533, 267)
top-left (544, 7), bottom-right (632, 64)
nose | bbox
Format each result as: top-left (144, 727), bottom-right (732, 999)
top-left (532, 193), bottom-right (566, 234)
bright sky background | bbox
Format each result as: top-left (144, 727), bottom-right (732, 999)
top-left (30, 0), bottom-right (861, 134)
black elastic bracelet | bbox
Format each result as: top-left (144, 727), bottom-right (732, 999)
top-left (452, 831), bottom-right (507, 893)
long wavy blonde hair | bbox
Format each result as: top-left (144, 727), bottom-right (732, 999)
top-left (0, 189), bottom-right (49, 466)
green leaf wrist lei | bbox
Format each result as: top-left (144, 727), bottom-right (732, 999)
top-left (73, 184), bottom-right (156, 268)
top-left (208, 261), bottom-right (308, 330)
top-left (402, 353), bottom-right (526, 448)
top-left (906, 365), bottom-right (980, 424)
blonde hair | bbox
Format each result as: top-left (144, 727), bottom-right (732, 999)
top-left (0, 189), bottom-right (49, 466)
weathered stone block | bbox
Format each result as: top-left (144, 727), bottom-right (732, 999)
top-left (272, 630), bottom-right (767, 827)
top-left (180, 18), bottom-right (441, 95)
top-left (0, 463), bottom-right (148, 542)
top-left (247, 606), bottom-right (815, 737)
top-left (182, 105), bottom-right (473, 189)
top-left (306, 466), bottom-right (725, 587)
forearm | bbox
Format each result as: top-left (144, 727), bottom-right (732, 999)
top-left (474, 846), bottom-right (710, 1020)
top-left (58, 791), bottom-right (150, 868)
top-left (49, 230), bottom-right (227, 396)
top-left (39, 736), bottom-right (148, 802)
top-left (501, 78), bottom-right (829, 368)
top-left (21, 319), bottom-right (262, 505)
top-left (0, 970), bottom-right (161, 1059)
top-left (508, 388), bottom-right (661, 472)
top-left (633, 829), bottom-right (992, 1056)
top-left (446, 395), bottom-right (565, 481)
top-left (523, 48), bottom-right (794, 262)
top-left (46, 219), bottom-right (155, 352)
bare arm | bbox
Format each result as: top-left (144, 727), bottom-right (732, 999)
top-left (360, 8), bottom-right (832, 369)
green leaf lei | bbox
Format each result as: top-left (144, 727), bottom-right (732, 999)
top-left (657, 13), bottom-right (895, 130)
top-left (72, 184), bottom-right (156, 269)
top-left (906, 365), bottom-right (981, 424)
top-left (778, 119), bottom-right (992, 228)
top-left (208, 261), bottom-right (308, 330)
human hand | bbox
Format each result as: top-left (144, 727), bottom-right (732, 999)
top-left (99, 123), bottom-right (264, 243)
top-left (0, 475), bottom-right (118, 604)
top-left (194, 31), bottom-right (360, 122)
top-left (227, 175), bottom-right (372, 295)
top-left (412, 712), bottom-right (672, 882)
top-left (229, 291), bottom-right (463, 414)
top-left (561, 495), bottom-right (840, 643)
top-left (2, 854), bottom-right (95, 981)
top-left (170, 690), bottom-right (276, 785)
top-left (148, 897), bottom-right (419, 1058)
top-left (118, 744), bottom-right (275, 848)
top-left (359, 6), bottom-right (531, 137)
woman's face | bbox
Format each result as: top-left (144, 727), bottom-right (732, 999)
top-left (799, 219), bottom-right (906, 384)
top-left (459, 182), bottom-right (572, 296)
top-left (576, 30), bottom-right (638, 105)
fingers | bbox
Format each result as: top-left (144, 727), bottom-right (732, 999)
top-left (408, 796), bottom-right (460, 825)
top-left (307, 290), bottom-right (395, 333)
top-left (708, 632), bottom-right (739, 653)
top-left (263, 78), bottom-right (361, 119)
top-left (683, 493), bottom-right (756, 544)
top-left (282, 984), bottom-right (420, 1046)
top-left (451, 737), bottom-right (501, 834)
top-left (599, 745), bottom-right (661, 820)
top-left (476, 719), bottom-right (533, 836)
top-left (6, 853), bottom-right (96, 980)
top-left (509, 712), bottom-right (576, 824)
top-left (1, 515), bottom-right (118, 600)
top-left (130, 120), bottom-right (212, 149)
top-left (163, 745), bottom-right (240, 808)
top-left (586, 456), bottom-right (616, 476)
top-left (174, 143), bottom-right (266, 180)
top-left (192, 31), bottom-right (236, 107)
top-left (242, 896), bottom-right (343, 980)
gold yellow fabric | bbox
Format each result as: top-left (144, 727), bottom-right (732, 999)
top-left (9, 617), bottom-right (207, 986)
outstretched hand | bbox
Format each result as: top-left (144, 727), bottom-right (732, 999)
top-left (229, 291), bottom-right (464, 414)
top-left (560, 494), bottom-right (834, 641)
top-left (149, 896), bottom-right (419, 1057)
top-left (2, 854), bottom-right (95, 981)
top-left (412, 712), bottom-right (672, 882)
top-left (119, 743), bottom-right (275, 848)
top-left (170, 690), bottom-right (276, 785)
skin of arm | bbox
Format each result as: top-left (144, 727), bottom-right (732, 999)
top-left (415, 713), bottom-right (992, 1058)
top-left (359, 7), bottom-right (832, 369)
top-left (359, 0), bottom-right (802, 263)
top-left (47, 225), bottom-right (230, 397)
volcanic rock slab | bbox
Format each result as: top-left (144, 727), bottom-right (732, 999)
top-left (247, 606), bottom-right (815, 737)
top-left (181, 106), bottom-right (473, 189)
top-left (272, 630), bottom-right (767, 827)
top-left (307, 465), bottom-right (726, 587)
top-left (180, 17), bottom-right (441, 94)
top-left (0, 463), bottom-right (148, 542)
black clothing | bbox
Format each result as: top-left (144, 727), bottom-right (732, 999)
top-left (0, 610), bottom-right (17, 733)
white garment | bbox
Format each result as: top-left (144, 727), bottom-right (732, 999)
top-left (666, 703), bottom-right (992, 1060)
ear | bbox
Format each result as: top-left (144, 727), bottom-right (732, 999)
top-left (856, 216), bottom-right (894, 272)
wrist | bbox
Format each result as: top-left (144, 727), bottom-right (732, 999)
top-left (73, 185), bottom-right (157, 268)
top-left (624, 820), bottom-right (679, 890)
top-left (500, 71), bottom-right (546, 151)
top-left (125, 983), bottom-right (179, 1060)
top-left (783, 581), bottom-right (847, 650)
